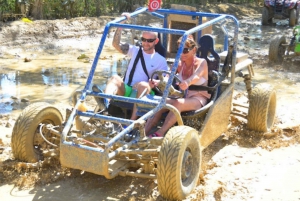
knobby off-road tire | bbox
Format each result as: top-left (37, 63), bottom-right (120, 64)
top-left (262, 7), bottom-right (269, 25)
top-left (269, 35), bottom-right (286, 63)
top-left (247, 83), bottom-right (276, 132)
top-left (11, 102), bottom-right (63, 162)
top-left (289, 9), bottom-right (296, 27)
top-left (157, 126), bottom-right (201, 200)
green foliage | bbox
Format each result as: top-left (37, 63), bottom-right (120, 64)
top-left (1, 0), bottom-right (260, 19)
top-left (0, 0), bottom-right (15, 14)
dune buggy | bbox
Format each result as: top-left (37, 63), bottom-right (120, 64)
top-left (262, 0), bottom-right (300, 26)
top-left (11, 5), bottom-right (277, 200)
top-left (269, 25), bottom-right (300, 62)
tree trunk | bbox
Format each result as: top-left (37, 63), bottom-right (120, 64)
top-left (200, 0), bottom-right (208, 5)
top-left (84, 0), bottom-right (89, 16)
top-left (30, 0), bottom-right (43, 19)
top-left (95, 0), bottom-right (101, 16)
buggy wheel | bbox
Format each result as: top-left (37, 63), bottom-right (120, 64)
top-left (262, 7), bottom-right (270, 25)
top-left (247, 83), bottom-right (276, 132)
top-left (289, 9), bottom-right (296, 27)
top-left (269, 35), bottom-right (286, 63)
top-left (11, 102), bottom-right (63, 162)
top-left (157, 126), bottom-right (201, 200)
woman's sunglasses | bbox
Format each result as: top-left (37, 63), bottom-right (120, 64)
top-left (141, 37), bottom-right (156, 43)
top-left (179, 47), bottom-right (194, 54)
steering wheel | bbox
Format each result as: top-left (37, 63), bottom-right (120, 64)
top-left (151, 70), bottom-right (186, 99)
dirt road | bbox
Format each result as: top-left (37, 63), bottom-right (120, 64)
top-left (1, 3), bottom-right (300, 201)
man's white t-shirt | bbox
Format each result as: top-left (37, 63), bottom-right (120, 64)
top-left (124, 45), bottom-right (168, 86)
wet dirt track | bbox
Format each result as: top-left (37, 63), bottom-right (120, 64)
top-left (0, 3), bottom-right (300, 201)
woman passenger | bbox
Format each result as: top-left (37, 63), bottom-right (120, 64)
top-left (145, 35), bottom-right (211, 137)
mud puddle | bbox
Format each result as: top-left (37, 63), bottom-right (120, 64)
top-left (251, 65), bottom-right (300, 127)
top-left (0, 38), bottom-right (129, 116)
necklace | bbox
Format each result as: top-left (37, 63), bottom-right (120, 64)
top-left (182, 57), bottom-right (196, 79)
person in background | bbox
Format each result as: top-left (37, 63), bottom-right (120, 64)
top-left (93, 12), bottom-right (168, 120)
top-left (145, 35), bottom-right (211, 137)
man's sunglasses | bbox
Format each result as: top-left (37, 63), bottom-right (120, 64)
top-left (141, 37), bottom-right (156, 43)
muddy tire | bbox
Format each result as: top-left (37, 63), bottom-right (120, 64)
top-left (269, 35), bottom-right (286, 63)
top-left (289, 9), bottom-right (296, 27)
top-left (262, 7), bottom-right (269, 25)
top-left (11, 102), bottom-right (63, 162)
top-left (247, 83), bottom-right (276, 132)
top-left (157, 126), bottom-right (201, 200)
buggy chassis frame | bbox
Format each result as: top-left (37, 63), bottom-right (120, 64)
top-left (60, 7), bottom-right (239, 179)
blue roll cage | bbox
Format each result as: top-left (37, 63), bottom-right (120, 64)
top-left (61, 7), bottom-right (239, 151)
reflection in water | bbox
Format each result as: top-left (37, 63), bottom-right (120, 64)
top-left (0, 57), bottom-right (129, 114)
top-left (92, 58), bottom-right (129, 90)
top-left (41, 67), bottom-right (81, 86)
top-left (252, 67), bottom-right (300, 96)
top-left (0, 72), bottom-right (19, 113)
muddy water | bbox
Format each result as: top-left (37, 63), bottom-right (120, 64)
top-left (0, 37), bottom-right (128, 116)
top-left (251, 66), bottom-right (300, 126)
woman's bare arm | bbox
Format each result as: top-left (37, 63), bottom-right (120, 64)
top-left (181, 59), bottom-right (208, 89)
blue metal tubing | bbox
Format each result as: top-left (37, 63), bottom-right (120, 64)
top-left (136, 7), bottom-right (223, 19)
top-left (155, 8), bottom-right (222, 18)
top-left (83, 7), bottom-right (149, 94)
top-left (63, 141), bottom-right (105, 153)
top-left (106, 104), bottom-right (161, 148)
top-left (88, 91), bottom-right (159, 106)
top-left (198, 16), bottom-right (203, 42)
top-left (106, 101), bottom-right (183, 149)
top-left (62, 91), bottom-right (86, 140)
top-left (220, 21), bottom-right (229, 51)
top-left (98, 15), bottom-right (231, 109)
top-left (110, 23), bottom-right (187, 35)
top-left (230, 21), bottom-right (239, 83)
top-left (163, 13), bottom-right (168, 48)
top-left (61, 7), bottom-right (239, 144)
top-left (157, 15), bottom-right (230, 104)
top-left (61, 9), bottom-right (148, 141)
top-left (146, 11), bottom-right (164, 19)
top-left (77, 111), bottom-right (134, 126)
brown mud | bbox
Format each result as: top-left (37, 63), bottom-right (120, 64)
top-left (0, 3), bottom-right (300, 201)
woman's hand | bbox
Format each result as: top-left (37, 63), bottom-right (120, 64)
top-left (178, 80), bottom-right (189, 90)
top-left (149, 79), bottom-right (160, 88)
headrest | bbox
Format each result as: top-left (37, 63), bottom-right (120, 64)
top-left (155, 32), bottom-right (166, 57)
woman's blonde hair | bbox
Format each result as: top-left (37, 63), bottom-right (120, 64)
top-left (177, 34), bottom-right (198, 48)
